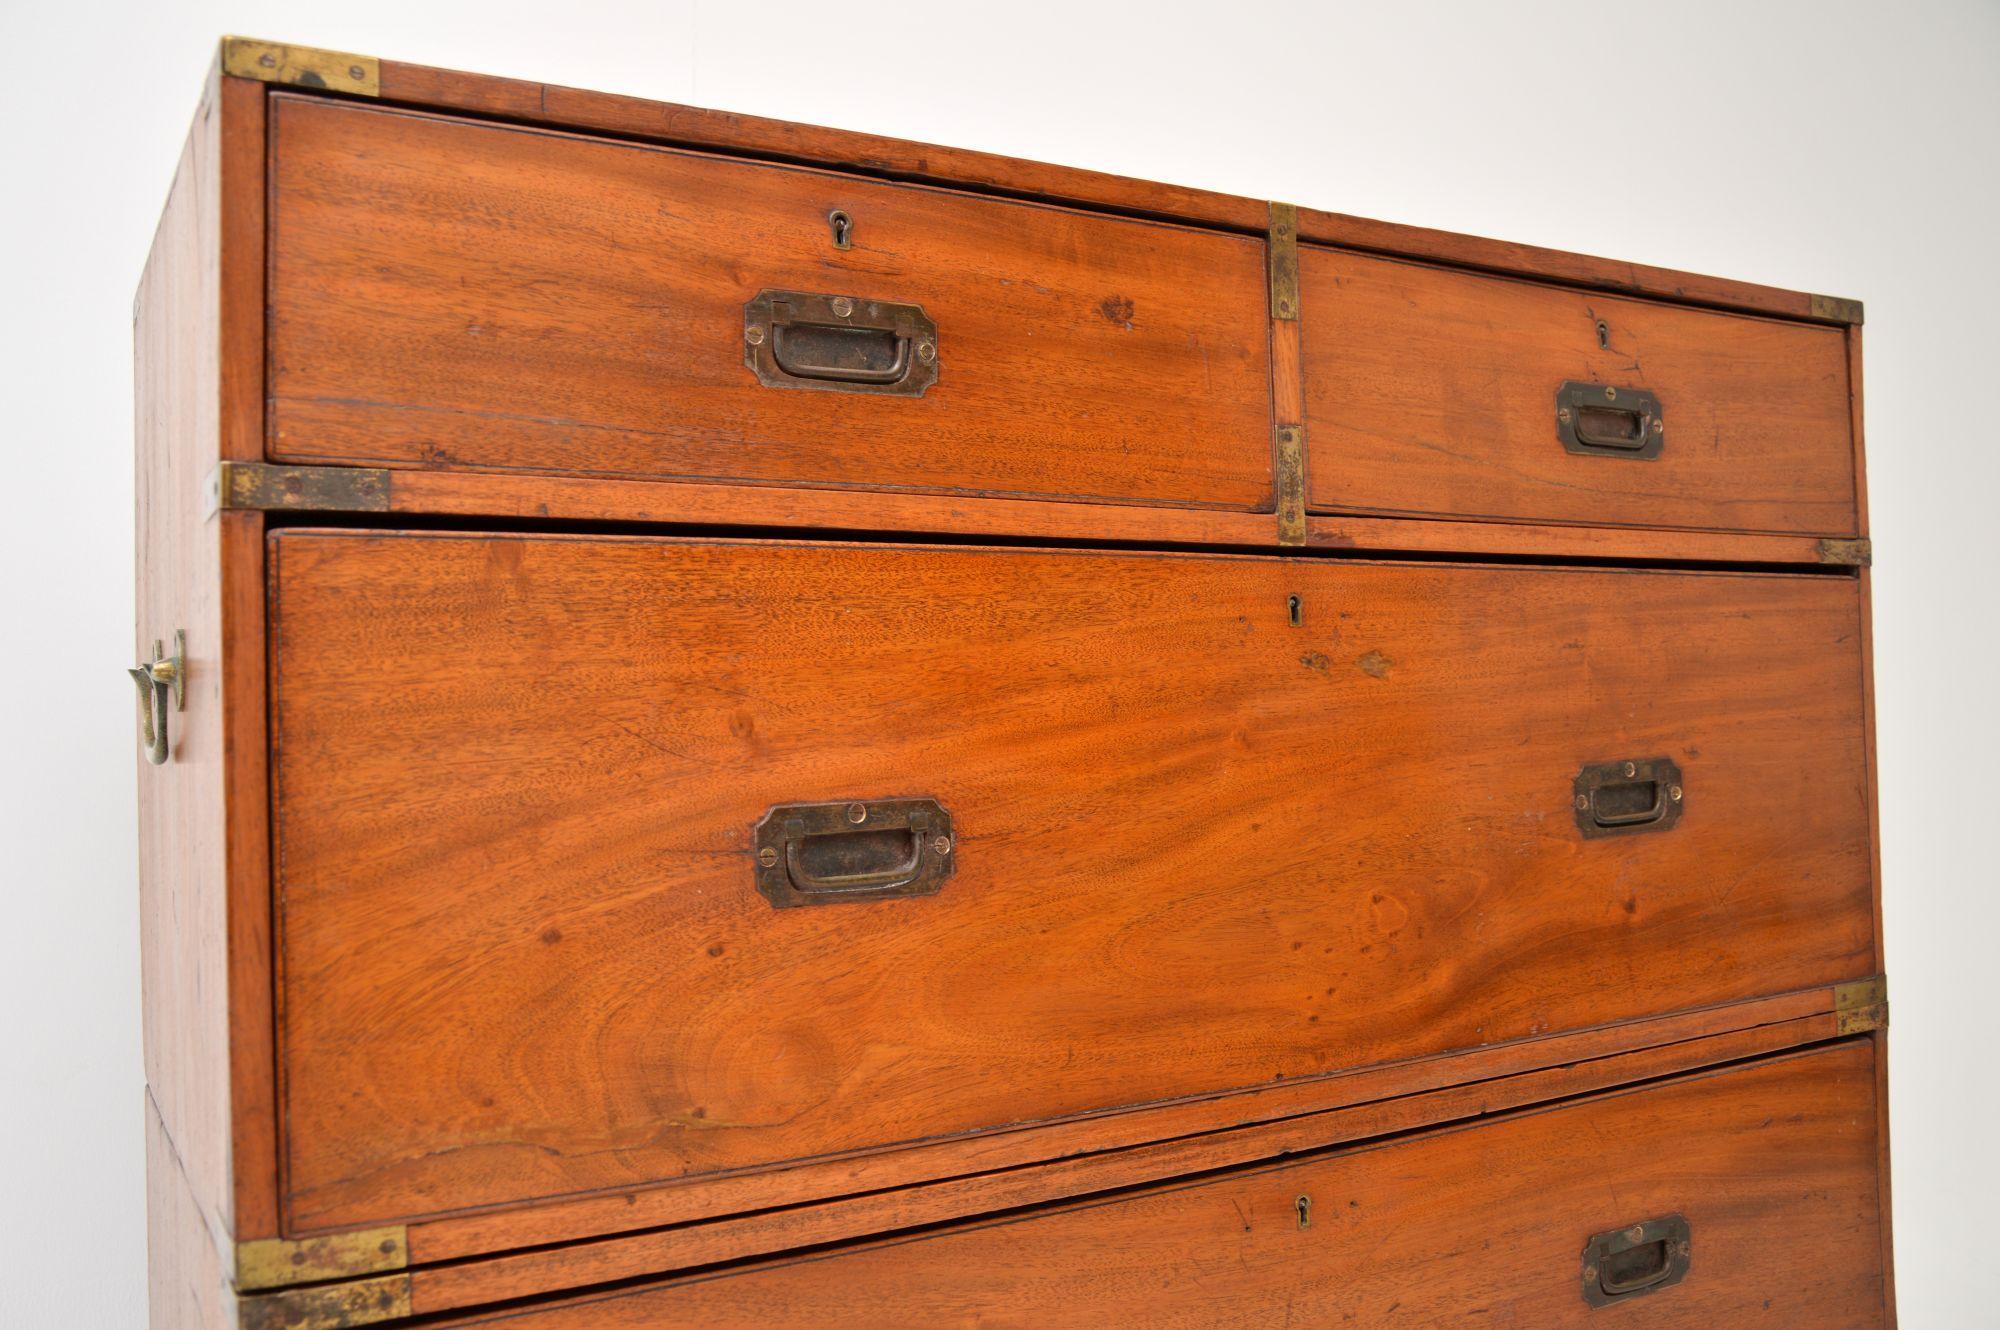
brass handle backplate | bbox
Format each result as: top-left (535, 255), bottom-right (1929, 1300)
top-left (1557, 381), bottom-right (1664, 459)
top-left (743, 290), bottom-right (938, 397)
top-left (129, 630), bottom-right (186, 765)
top-left (1582, 1215), bottom-right (1692, 1307)
top-left (1573, 757), bottom-right (1683, 838)
top-left (752, 798), bottom-right (955, 907)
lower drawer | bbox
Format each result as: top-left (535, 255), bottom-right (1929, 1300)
top-left (268, 533), bottom-right (1872, 1235)
top-left (440, 1039), bottom-right (1887, 1327)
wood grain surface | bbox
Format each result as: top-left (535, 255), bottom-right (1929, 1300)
top-left (420, 1040), bottom-right (1886, 1328)
top-left (268, 534), bottom-right (1874, 1233)
top-left (1300, 247), bottom-right (1857, 535)
top-left (266, 95), bottom-right (1272, 509)
top-left (390, 1012), bottom-right (1839, 1313)
top-left (367, 49), bottom-right (1858, 325)
top-left (136, 64), bottom-right (282, 1248)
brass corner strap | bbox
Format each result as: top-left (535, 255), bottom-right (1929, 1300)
top-left (221, 38), bottom-right (380, 97)
top-left (236, 1274), bottom-right (412, 1330)
top-left (207, 462), bottom-right (392, 516)
top-left (231, 1227), bottom-right (410, 1330)
top-left (1817, 537), bottom-right (1873, 567)
top-left (1274, 424), bottom-right (1306, 546)
top-left (1809, 293), bottom-right (1865, 325)
top-left (1266, 201), bottom-right (1300, 322)
top-left (234, 1226), bottom-right (409, 1292)
top-left (1834, 975), bottom-right (1888, 1035)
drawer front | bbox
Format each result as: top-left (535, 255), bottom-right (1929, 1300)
top-left (270, 535), bottom-right (1873, 1230)
top-left (266, 96), bottom-right (1273, 509)
top-left (448, 1041), bottom-right (1888, 1328)
top-left (1300, 247), bottom-right (1857, 534)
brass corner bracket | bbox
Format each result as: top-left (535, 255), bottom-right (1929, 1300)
top-left (207, 462), bottom-right (392, 517)
top-left (234, 1225), bottom-right (408, 1292)
top-left (1817, 537), bottom-right (1873, 568)
top-left (1833, 975), bottom-right (1888, 1035)
top-left (221, 38), bottom-right (380, 97)
top-left (1267, 201), bottom-right (1300, 321)
top-left (236, 1273), bottom-right (412, 1330)
top-left (1809, 293), bottom-right (1865, 325)
top-left (1274, 424), bottom-right (1306, 546)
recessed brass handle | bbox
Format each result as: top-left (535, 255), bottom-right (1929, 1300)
top-left (128, 630), bottom-right (186, 766)
top-left (1557, 382), bottom-right (1664, 459)
top-left (1582, 1215), bottom-right (1691, 1306)
top-left (752, 798), bottom-right (955, 907)
top-left (743, 290), bottom-right (939, 397)
top-left (1573, 758), bottom-right (1683, 838)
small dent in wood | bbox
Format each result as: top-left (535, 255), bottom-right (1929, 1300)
top-left (1357, 650), bottom-right (1393, 679)
top-left (1098, 294), bottom-right (1135, 329)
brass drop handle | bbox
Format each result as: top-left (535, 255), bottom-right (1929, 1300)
top-left (752, 798), bottom-right (955, 908)
top-left (1581, 1215), bottom-right (1691, 1306)
top-left (1557, 382), bottom-right (1664, 459)
top-left (743, 290), bottom-right (939, 397)
top-left (128, 630), bottom-right (186, 766)
top-left (1573, 758), bottom-right (1683, 838)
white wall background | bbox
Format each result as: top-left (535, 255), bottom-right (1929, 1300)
top-left (2, 2), bottom-right (1994, 1324)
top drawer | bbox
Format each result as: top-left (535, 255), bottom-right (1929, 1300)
top-left (1300, 247), bottom-right (1858, 535)
top-left (265, 96), bottom-right (1274, 510)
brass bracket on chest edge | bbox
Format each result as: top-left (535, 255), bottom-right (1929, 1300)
top-left (234, 1226), bottom-right (409, 1292)
top-left (206, 462), bottom-right (392, 517)
top-left (1833, 975), bottom-right (1888, 1035)
top-left (1817, 537), bottom-right (1873, 567)
top-left (221, 37), bottom-right (380, 97)
top-left (1267, 202), bottom-right (1307, 546)
top-left (236, 1273), bottom-right (412, 1330)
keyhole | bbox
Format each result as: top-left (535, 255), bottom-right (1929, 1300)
top-left (1287, 594), bottom-right (1302, 627)
top-left (1295, 1195), bottom-right (1312, 1229)
top-left (829, 210), bottom-right (853, 250)
top-left (1595, 320), bottom-right (1610, 349)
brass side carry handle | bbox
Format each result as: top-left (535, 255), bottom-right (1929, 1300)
top-left (1557, 381), bottom-right (1664, 459)
top-left (753, 798), bottom-right (955, 908)
top-left (1581, 1215), bottom-right (1692, 1307)
top-left (743, 290), bottom-right (938, 397)
top-left (128, 630), bottom-right (186, 766)
top-left (1573, 757), bottom-right (1683, 838)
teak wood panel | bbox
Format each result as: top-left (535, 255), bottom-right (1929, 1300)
top-left (265, 95), bottom-right (1273, 509)
top-left (425, 1041), bottom-right (1887, 1328)
top-left (1300, 247), bottom-right (1857, 535)
top-left (268, 534), bottom-right (1873, 1233)
top-left (365, 48), bottom-right (1859, 326)
top-left (137, 64), bottom-right (279, 1246)
top-left (392, 1012), bottom-right (1844, 1312)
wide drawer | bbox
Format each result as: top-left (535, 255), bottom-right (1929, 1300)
top-left (269, 534), bottom-right (1873, 1232)
top-left (430, 1040), bottom-right (1888, 1327)
top-left (265, 95), bottom-right (1273, 509)
top-left (1300, 247), bottom-right (1858, 535)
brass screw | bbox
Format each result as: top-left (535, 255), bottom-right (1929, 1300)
top-left (1277, 298), bottom-right (1295, 317)
top-left (1669, 785), bottom-right (1683, 802)
top-left (258, 52), bottom-right (277, 68)
top-left (744, 326), bottom-right (765, 345)
top-left (757, 846), bottom-right (778, 867)
top-left (1575, 794), bottom-right (1590, 811)
top-left (1653, 418), bottom-right (1665, 434)
top-left (1623, 761), bottom-right (1637, 778)
top-left (831, 296), bottom-right (854, 318)
top-left (1558, 407), bottom-right (1573, 423)
top-left (1584, 1264), bottom-right (1599, 1282)
top-left (1627, 1225), bottom-right (1646, 1244)
top-left (847, 803), bottom-right (868, 824)
top-left (932, 836), bottom-right (952, 855)
top-left (349, 64), bottom-right (366, 81)
top-left (1604, 386), bottom-right (1619, 401)
top-left (917, 341), bottom-right (937, 363)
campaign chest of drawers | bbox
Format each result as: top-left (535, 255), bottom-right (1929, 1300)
top-left (136, 38), bottom-right (1892, 1329)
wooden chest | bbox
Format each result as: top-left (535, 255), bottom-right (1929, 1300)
top-left (136, 38), bottom-right (1892, 1329)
